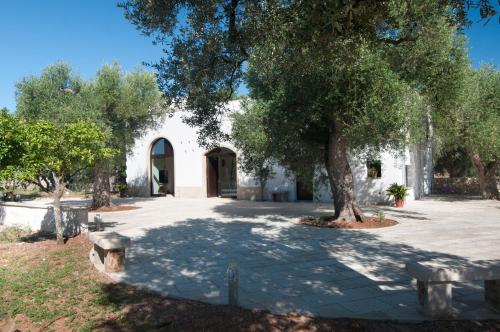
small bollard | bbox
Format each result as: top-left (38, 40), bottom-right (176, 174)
top-left (94, 214), bottom-right (102, 231)
top-left (227, 261), bottom-right (239, 306)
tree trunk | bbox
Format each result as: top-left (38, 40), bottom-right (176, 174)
top-left (325, 126), bottom-right (365, 222)
top-left (116, 148), bottom-right (128, 198)
top-left (92, 165), bottom-right (112, 209)
top-left (52, 173), bottom-right (66, 245)
top-left (259, 178), bottom-right (266, 201)
top-left (470, 154), bottom-right (499, 200)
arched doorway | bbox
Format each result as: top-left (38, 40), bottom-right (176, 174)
top-left (206, 147), bottom-right (237, 198)
top-left (150, 138), bottom-right (174, 196)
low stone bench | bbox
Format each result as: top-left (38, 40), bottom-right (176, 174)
top-left (406, 261), bottom-right (500, 317)
top-left (89, 232), bottom-right (131, 273)
top-left (272, 191), bottom-right (288, 202)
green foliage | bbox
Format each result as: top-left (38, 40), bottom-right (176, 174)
top-left (231, 99), bottom-right (273, 195)
top-left (119, 0), bottom-right (497, 145)
top-left (463, 65), bottom-right (500, 162)
top-left (16, 63), bottom-right (98, 124)
top-left (431, 42), bottom-right (499, 165)
top-left (19, 120), bottom-right (114, 191)
top-left (92, 63), bottom-right (166, 171)
top-left (434, 146), bottom-right (474, 177)
top-left (15, 62), bottom-right (165, 192)
top-left (121, 0), bottom-right (498, 210)
top-left (386, 183), bottom-right (409, 200)
top-left (0, 226), bottom-right (31, 243)
top-left (367, 168), bottom-right (379, 178)
top-left (0, 110), bottom-right (25, 186)
top-left (0, 112), bottom-right (113, 193)
top-left (377, 211), bottom-right (386, 222)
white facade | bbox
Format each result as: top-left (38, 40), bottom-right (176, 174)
top-left (127, 101), bottom-right (431, 203)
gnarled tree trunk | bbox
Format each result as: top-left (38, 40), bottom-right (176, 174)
top-left (92, 165), bottom-right (112, 209)
top-left (52, 173), bottom-right (66, 245)
top-left (470, 154), bottom-right (499, 200)
top-left (325, 126), bottom-right (365, 222)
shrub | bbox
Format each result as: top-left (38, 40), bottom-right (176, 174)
top-left (0, 225), bottom-right (32, 243)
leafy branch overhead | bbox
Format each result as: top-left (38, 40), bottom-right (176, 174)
top-left (121, 0), bottom-right (499, 221)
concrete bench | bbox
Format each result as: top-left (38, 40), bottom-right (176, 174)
top-left (272, 191), bottom-right (288, 202)
top-left (406, 261), bottom-right (500, 317)
top-left (89, 232), bottom-right (131, 273)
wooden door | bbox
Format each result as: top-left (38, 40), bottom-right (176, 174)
top-left (296, 177), bottom-right (313, 201)
top-left (207, 156), bottom-right (219, 197)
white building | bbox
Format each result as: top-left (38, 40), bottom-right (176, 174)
top-left (127, 101), bottom-right (432, 204)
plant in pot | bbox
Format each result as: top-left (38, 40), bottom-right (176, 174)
top-left (386, 183), bottom-right (409, 207)
top-left (367, 167), bottom-right (379, 178)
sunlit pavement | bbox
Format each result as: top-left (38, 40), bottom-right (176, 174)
top-left (89, 196), bottom-right (500, 320)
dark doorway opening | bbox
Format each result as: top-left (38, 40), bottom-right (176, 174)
top-left (206, 147), bottom-right (237, 198)
top-left (296, 176), bottom-right (313, 201)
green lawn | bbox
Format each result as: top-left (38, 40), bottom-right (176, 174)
top-left (0, 238), bottom-right (123, 331)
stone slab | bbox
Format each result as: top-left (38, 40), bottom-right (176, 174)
top-left (89, 231), bottom-right (131, 250)
top-left (406, 261), bottom-right (500, 282)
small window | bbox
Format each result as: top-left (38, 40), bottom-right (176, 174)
top-left (367, 160), bottom-right (382, 178)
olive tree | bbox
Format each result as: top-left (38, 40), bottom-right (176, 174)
top-left (435, 64), bottom-right (500, 199)
top-left (0, 114), bottom-right (113, 244)
top-left (121, 0), bottom-right (497, 221)
top-left (464, 66), bottom-right (499, 199)
top-left (231, 100), bottom-right (273, 201)
top-left (16, 63), bottom-right (165, 208)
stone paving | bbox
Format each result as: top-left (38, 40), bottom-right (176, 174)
top-left (90, 196), bottom-right (500, 320)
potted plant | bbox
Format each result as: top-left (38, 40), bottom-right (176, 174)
top-left (367, 167), bottom-right (379, 178)
top-left (386, 183), bottom-right (409, 207)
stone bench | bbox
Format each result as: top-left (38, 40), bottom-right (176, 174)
top-left (406, 261), bottom-right (500, 317)
top-left (89, 232), bottom-right (131, 273)
top-left (272, 191), bottom-right (288, 202)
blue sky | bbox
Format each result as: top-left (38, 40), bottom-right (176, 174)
top-left (0, 1), bottom-right (499, 111)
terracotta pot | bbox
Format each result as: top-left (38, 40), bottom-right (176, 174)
top-left (395, 199), bottom-right (405, 208)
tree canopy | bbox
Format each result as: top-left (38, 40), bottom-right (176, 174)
top-left (15, 62), bottom-right (165, 207)
top-left (231, 99), bottom-right (274, 200)
top-left (433, 58), bottom-right (500, 199)
top-left (120, 0), bottom-right (500, 220)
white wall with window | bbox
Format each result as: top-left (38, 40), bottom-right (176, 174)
top-left (127, 101), bottom-right (431, 203)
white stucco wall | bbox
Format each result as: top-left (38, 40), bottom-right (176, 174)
top-left (314, 150), bottom-right (413, 205)
top-left (127, 101), bottom-right (431, 203)
top-left (127, 112), bottom-right (207, 196)
top-left (0, 201), bottom-right (88, 236)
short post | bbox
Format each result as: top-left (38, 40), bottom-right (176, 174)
top-left (227, 261), bottom-right (239, 306)
top-left (94, 214), bottom-right (102, 231)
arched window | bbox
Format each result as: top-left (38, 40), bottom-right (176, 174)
top-left (151, 138), bottom-right (174, 196)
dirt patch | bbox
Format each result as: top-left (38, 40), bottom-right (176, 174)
top-left (1, 236), bottom-right (499, 332)
top-left (90, 205), bottom-right (140, 212)
top-left (300, 216), bottom-right (398, 229)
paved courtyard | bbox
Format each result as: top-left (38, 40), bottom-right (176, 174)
top-left (91, 196), bottom-right (500, 320)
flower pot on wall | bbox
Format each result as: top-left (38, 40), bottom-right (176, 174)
top-left (395, 199), bottom-right (405, 208)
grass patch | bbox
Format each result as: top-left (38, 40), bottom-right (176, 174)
top-left (0, 225), bottom-right (32, 243)
top-left (0, 237), bottom-right (126, 331)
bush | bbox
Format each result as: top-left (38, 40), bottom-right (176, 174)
top-left (0, 225), bottom-right (32, 243)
